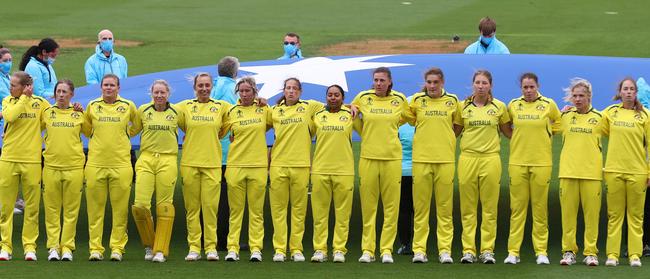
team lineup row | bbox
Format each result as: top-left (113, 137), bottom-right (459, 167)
top-left (0, 66), bottom-right (647, 268)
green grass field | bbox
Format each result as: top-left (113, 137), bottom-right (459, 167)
top-left (2, 0), bottom-right (650, 278)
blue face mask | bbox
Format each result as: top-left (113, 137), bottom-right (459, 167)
top-left (100, 40), bottom-right (114, 53)
top-left (0, 61), bottom-right (11, 74)
top-left (480, 36), bottom-right (494, 45)
top-left (284, 44), bottom-right (298, 56)
top-left (47, 57), bottom-right (56, 65)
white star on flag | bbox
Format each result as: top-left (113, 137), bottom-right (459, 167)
top-left (239, 55), bottom-right (413, 99)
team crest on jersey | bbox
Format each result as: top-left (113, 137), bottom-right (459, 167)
top-left (278, 108), bottom-right (285, 117)
top-left (391, 99), bottom-right (400, 107)
top-left (50, 110), bottom-right (57, 119)
top-left (571, 116), bottom-right (577, 125)
top-left (210, 106), bottom-right (218, 113)
top-left (445, 100), bottom-right (454, 107)
top-left (96, 105), bottom-right (103, 113)
top-left (71, 112), bottom-right (80, 119)
top-left (366, 97), bottom-right (373, 106)
top-left (146, 112), bottom-right (153, 120)
top-left (464, 108), bottom-right (473, 119)
top-left (588, 118), bottom-right (598, 125)
top-left (166, 114), bottom-right (175, 121)
top-left (536, 104), bottom-right (546, 111)
top-left (487, 109), bottom-right (497, 116)
top-left (116, 106), bottom-right (126, 113)
top-left (191, 105), bottom-right (198, 113)
top-left (236, 110), bottom-right (244, 118)
top-left (420, 98), bottom-right (427, 108)
top-left (634, 112), bottom-right (644, 122)
top-left (296, 106), bottom-right (305, 113)
top-left (255, 108), bottom-right (264, 114)
top-left (32, 102), bottom-right (40, 109)
top-left (339, 115), bottom-right (349, 122)
top-left (320, 115), bottom-right (328, 122)
top-left (517, 103), bottom-right (524, 111)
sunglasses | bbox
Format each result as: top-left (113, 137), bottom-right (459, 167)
top-left (283, 41), bottom-right (297, 45)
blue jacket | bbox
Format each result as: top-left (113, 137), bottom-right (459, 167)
top-left (84, 45), bottom-right (128, 85)
top-left (211, 76), bottom-right (238, 165)
top-left (464, 36), bottom-right (510, 54)
top-left (24, 56), bottom-right (56, 98)
top-left (637, 77), bottom-right (650, 108)
top-left (399, 123), bottom-right (415, 176)
top-left (0, 71), bottom-right (10, 129)
top-left (277, 49), bottom-right (303, 60)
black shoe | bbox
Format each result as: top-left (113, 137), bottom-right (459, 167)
top-left (643, 245), bottom-right (650, 257)
top-left (397, 244), bottom-right (413, 255)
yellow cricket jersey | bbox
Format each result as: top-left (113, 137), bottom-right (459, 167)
top-left (312, 108), bottom-right (361, 176)
top-left (132, 102), bottom-right (182, 155)
top-left (455, 97), bottom-right (511, 155)
top-left (352, 89), bottom-right (409, 160)
top-left (601, 104), bottom-right (650, 175)
top-left (41, 106), bottom-right (90, 169)
top-left (85, 96), bottom-right (138, 168)
top-left (1, 95), bottom-right (50, 163)
top-left (406, 90), bottom-right (461, 163)
top-left (268, 99), bottom-right (323, 167)
top-left (177, 98), bottom-right (230, 168)
top-left (558, 107), bottom-right (603, 180)
top-left (224, 103), bottom-right (271, 167)
top-left (507, 93), bottom-right (561, 166)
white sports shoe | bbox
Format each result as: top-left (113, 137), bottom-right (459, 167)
top-left (358, 252), bottom-right (375, 263)
top-left (61, 252), bottom-right (73, 261)
top-left (0, 250), bottom-right (11, 261)
top-left (144, 247), bottom-right (153, 261)
top-left (250, 251), bottom-right (262, 262)
top-left (292, 252), bottom-right (305, 262)
top-left (332, 251), bottom-right (345, 263)
top-left (381, 253), bottom-right (394, 264)
top-left (583, 255), bottom-right (598, 266)
top-left (504, 254), bottom-right (520, 264)
top-left (206, 251), bottom-right (219, 261)
top-left (560, 251), bottom-right (576, 265)
top-left (225, 251), bottom-right (239, 261)
top-left (48, 249), bottom-right (60, 261)
top-left (460, 253), bottom-right (476, 264)
top-left (439, 252), bottom-right (453, 264)
top-left (88, 252), bottom-right (104, 261)
top-left (272, 253), bottom-right (285, 262)
top-left (412, 253), bottom-right (428, 263)
top-left (311, 251), bottom-right (326, 262)
top-left (605, 257), bottom-right (618, 267)
top-left (152, 252), bottom-right (166, 263)
top-left (25, 251), bottom-right (37, 261)
top-left (630, 257), bottom-right (642, 267)
top-left (536, 254), bottom-right (550, 265)
top-left (184, 251), bottom-right (201, 261)
top-left (110, 252), bottom-right (123, 262)
top-left (479, 252), bottom-right (495, 264)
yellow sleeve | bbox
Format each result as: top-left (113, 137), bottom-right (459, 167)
top-left (81, 111), bottom-right (92, 137)
top-left (40, 108), bottom-right (47, 130)
top-left (405, 100), bottom-right (417, 126)
top-left (549, 100), bottom-right (562, 133)
top-left (499, 102), bottom-right (511, 124)
top-left (176, 102), bottom-right (187, 132)
top-left (645, 115), bottom-right (650, 176)
top-left (399, 99), bottom-right (410, 125)
top-left (128, 102), bottom-right (139, 137)
top-left (310, 100), bottom-right (325, 115)
top-left (351, 93), bottom-right (362, 107)
top-left (2, 95), bottom-right (28, 123)
top-left (218, 102), bottom-right (231, 139)
top-left (353, 116), bottom-right (363, 134)
top-left (266, 106), bottom-right (273, 130)
top-left (601, 110), bottom-right (610, 136)
top-left (130, 108), bottom-right (144, 136)
top-left (454, 101), bottom-right (464, 126)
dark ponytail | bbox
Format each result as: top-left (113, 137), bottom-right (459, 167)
top-left (19, 38), bottom-right (59, 70)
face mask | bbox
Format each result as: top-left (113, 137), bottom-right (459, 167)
top-left (47, 57), bottom-right (56, 65)
top-left (0, 61), bottom-right (11, 74)
top-left (100, 40), bottom-right (114, 53)
top-left (480, 36), bottom-right (494, 45)
top-left (284, 44), bottom-right (297, 56)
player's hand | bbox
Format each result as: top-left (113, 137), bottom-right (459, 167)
top-left (646, 178), bottom-right (650, 188)
top-left (349, 104), bottom-right (359, 118)
top-left (256, 97), bottom-right (268, 106)
top-left (23, 85), bottom-right (34, 97)
top-left (72, 102), bottom-right (84, 112)
top-left (561, 105), bottom-right (573, 112)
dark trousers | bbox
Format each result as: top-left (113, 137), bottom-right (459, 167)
top-left (397, 175), bottom-right (414, 246)
top-left (644, 190), bottom-right (650, 246)
top-left (217, 165), bottom-right (230, 251)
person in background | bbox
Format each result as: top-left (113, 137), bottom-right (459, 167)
top-left (210, 56), bottom-right (240, 251)
top-left (464, 17), bottom-right (510, 55)
top-left (278, 32), bottom-right (303, 60)
top-left (84, 29), bottom-right (128, 85)
top-left (19, 38), bottom-right (59, 98)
